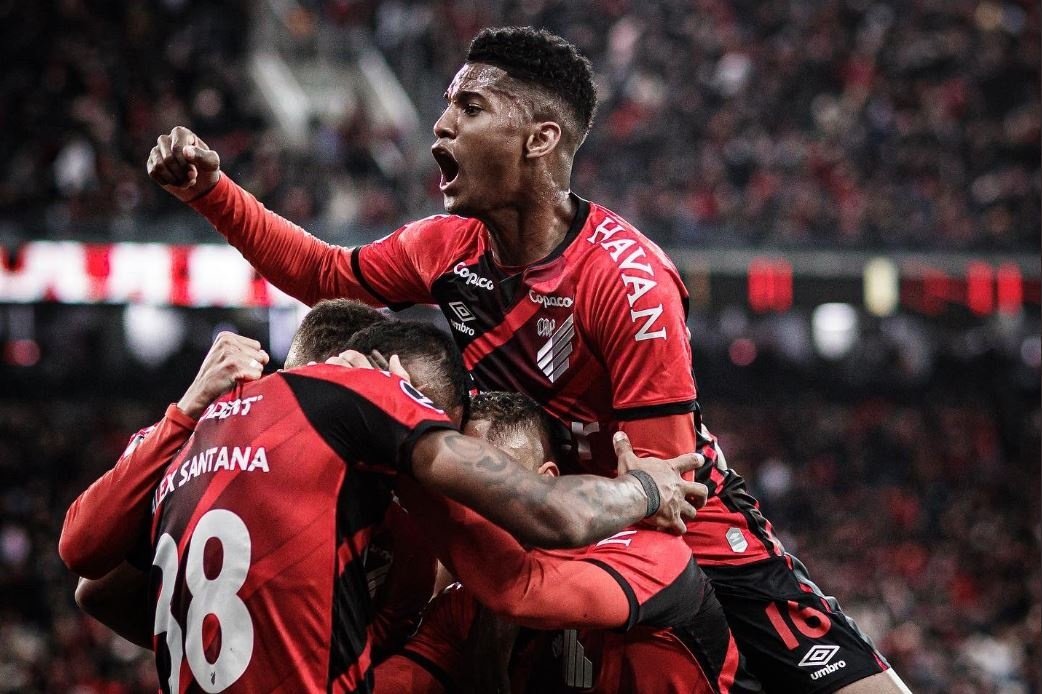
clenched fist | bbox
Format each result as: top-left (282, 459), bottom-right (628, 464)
top-left (147, 126), bottom-right (222, 203)
top-left (176, 332), bottom-right (269, 418)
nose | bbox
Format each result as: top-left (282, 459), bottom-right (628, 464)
top-left (433, 107), bottom-right (455, 140)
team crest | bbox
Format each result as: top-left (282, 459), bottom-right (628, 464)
top-left (536, 314), bottom-right (575, 383)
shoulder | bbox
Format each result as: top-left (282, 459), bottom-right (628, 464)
top-left (391, 214), bottom-right (479, 249)
top-left (575, 203), bottom-right (683, 291)
top-left (583, 528), bottom-right (693, 600)
top-left (573, 203), bottom-right (688, 343)
top-left (282, 365), bottom-right (448, 420)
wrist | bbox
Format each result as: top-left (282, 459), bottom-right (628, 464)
top-left (176, 389), bottom-right (209, 419)
top-left (625, 470), bottom-right (661, 518)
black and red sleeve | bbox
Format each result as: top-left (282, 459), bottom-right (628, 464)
top-left (281, 366), bottom-right (456, 472)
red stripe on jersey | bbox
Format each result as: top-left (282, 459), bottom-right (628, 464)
top-left (717, 631), bottom-right (741, 694)
top-left (331, 635), bottom-right (372, 694)
top-left (240, 507), bottom-right (329, 601)
top-left (460, 297), bottom-right (542, 368)
top-left (337, 526), bottom-right (374, 570)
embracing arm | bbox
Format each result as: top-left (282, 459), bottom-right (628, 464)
top-left (396, 477), bottom-right (629, 629)
top-left (75, 562), bottom-right (152, 649)
top-left (409, 429), bottom-right (701, 548)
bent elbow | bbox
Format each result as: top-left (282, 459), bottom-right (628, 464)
top-left (58, 526), bottom-right (104, 579)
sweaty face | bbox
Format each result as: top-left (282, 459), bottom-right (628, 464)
top-left (431, 64), bottom-right (529, 216)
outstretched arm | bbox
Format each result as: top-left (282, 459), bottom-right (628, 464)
top-left (409, 427), bottom-right (703, 548)
top-left (148, 126), bottom-right (406, 307)
top-left (396, 476), bottom-right (630, 629)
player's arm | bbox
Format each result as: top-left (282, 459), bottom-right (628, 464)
top-left (59, 333), bottom-right (267, 578)
top-left (582, 243), bottom-right (701, 461)
top-left (147, 126), bottom-right (432, 308)
top-left (396, 476), bottom-right (631, 629)
top-left (410, 428), bottom-right (702, 548)
top-left (75, 562), bottom-right (152, 649)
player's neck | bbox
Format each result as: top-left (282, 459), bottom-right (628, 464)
top-left (481, 190), bottom-right (576, 268)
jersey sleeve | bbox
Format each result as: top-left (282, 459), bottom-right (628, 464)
top-left (394, 476), bottom-right (630, 630)
top-left (579, 242), bottom-right (697, 419)
top-left (578, 529), bottom-right (701, 630)
top-left (282, 366), bottom-right (457, 473)
top-left (188, 174), bottom-right (442, 308)
top-left (353, 216), bottom-right (465, 308)
top-left (59, 405), bottom-right (196, 579)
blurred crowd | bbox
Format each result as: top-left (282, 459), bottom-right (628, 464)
top-left (1, 0), bottom-right (1038, 249)
top-left (0, 379), bottom-right (1037, 692)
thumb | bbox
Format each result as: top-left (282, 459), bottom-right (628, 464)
top-left (183, 145), bottom-right (220, 171)
top-left (613, 430), bottom-right (634, 459)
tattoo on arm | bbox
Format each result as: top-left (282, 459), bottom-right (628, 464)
top-left (435, 432), bottom-right (644, 546)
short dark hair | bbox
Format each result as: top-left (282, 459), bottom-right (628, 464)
top-left (346, 320), bottom-right (469, 419)
top-left (469, 391), bottom-right (552, 451)
top-left (289, 299), bottom-right (387, 366)
top-left (467, 26), bottom-right (597, 142)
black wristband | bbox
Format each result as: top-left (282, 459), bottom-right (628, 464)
top-left (626, 470), bottom-right (660, 518)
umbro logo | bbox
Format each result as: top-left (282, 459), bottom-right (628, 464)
top-left (798, 645), bottom-right (839, 668)
top-left (799, 645), bottom-right (848, 681)
top-left (448, 301), bottom-right (475, 322)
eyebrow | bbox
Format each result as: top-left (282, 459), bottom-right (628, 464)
top-left (445, 89), bottom-right (491, 104)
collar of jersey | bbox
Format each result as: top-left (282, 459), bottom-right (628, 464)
top-left (487, 193), bottom-right (591, 274)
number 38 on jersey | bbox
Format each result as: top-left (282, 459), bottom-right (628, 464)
top-left (153, 509), bottom-right (255, 693)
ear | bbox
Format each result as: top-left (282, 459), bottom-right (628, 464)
top-left (536, 460), bottom-right (560, 478)
top-left (524, 121), bottom-right (562, 160)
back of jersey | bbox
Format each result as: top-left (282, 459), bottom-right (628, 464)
top-left (149, 365), bottom-right (454, 694)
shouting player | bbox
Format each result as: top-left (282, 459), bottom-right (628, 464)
top-left (60, 303), bottom-right (704, 693)
top-left (147, 26), bottom-right (909, 694)
top-left (373, 390), bottom-right (753, 693)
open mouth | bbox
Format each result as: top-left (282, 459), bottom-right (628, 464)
top-left (432, 147), bottom-right (460, 190)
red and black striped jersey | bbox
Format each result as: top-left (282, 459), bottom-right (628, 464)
top-left (352, 198), bottom-right (697, 471)
top-left (191, 175), bottom-right (785, 567)
top-left (148, 364), bottom-right (454, 694)
top-left (381, 528), bottom-right (739, 693)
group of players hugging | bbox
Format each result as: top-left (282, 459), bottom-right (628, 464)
top-left (59, 26), bottom-right (913, 694)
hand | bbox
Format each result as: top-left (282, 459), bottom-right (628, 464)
top-left (147, 126), bottom-right (221, 203)
top-left (326, 349), bottom-right (412, 383)
top-left (613, 432), bottom-right (707, 535)
top-left (177, 332), bottom-right (269, 418)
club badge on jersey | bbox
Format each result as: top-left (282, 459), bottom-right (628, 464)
top-left (536, 314), bottom-right (575, 383)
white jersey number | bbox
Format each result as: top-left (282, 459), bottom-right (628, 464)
top-left (153, 509), bottom-right (254, 692)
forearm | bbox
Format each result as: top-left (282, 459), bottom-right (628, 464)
top-left (188, 174), bottom-right (371, 307)
top-left (75, 563), bottom-right (152, 649)
top-left (60, 405), bottom-right (194, 578)
top-left (413, 431), bottom-right (647, 548)
top-left (398, 480), bottom-right (627, 628)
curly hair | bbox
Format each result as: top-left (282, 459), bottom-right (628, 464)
top-left (467, 26), bottom-right (597, 143)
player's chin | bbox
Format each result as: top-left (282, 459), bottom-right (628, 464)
top-left (442, 192), bottom-right (474, 217)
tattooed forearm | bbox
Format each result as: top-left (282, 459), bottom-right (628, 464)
top-left (423, 431), bottom-right (646, 547)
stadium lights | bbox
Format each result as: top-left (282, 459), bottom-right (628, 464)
top-left (812, 303), bottom-right (859, 360)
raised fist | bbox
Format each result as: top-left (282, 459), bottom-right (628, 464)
top-left (147, 126), bottom-right (221, 202)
